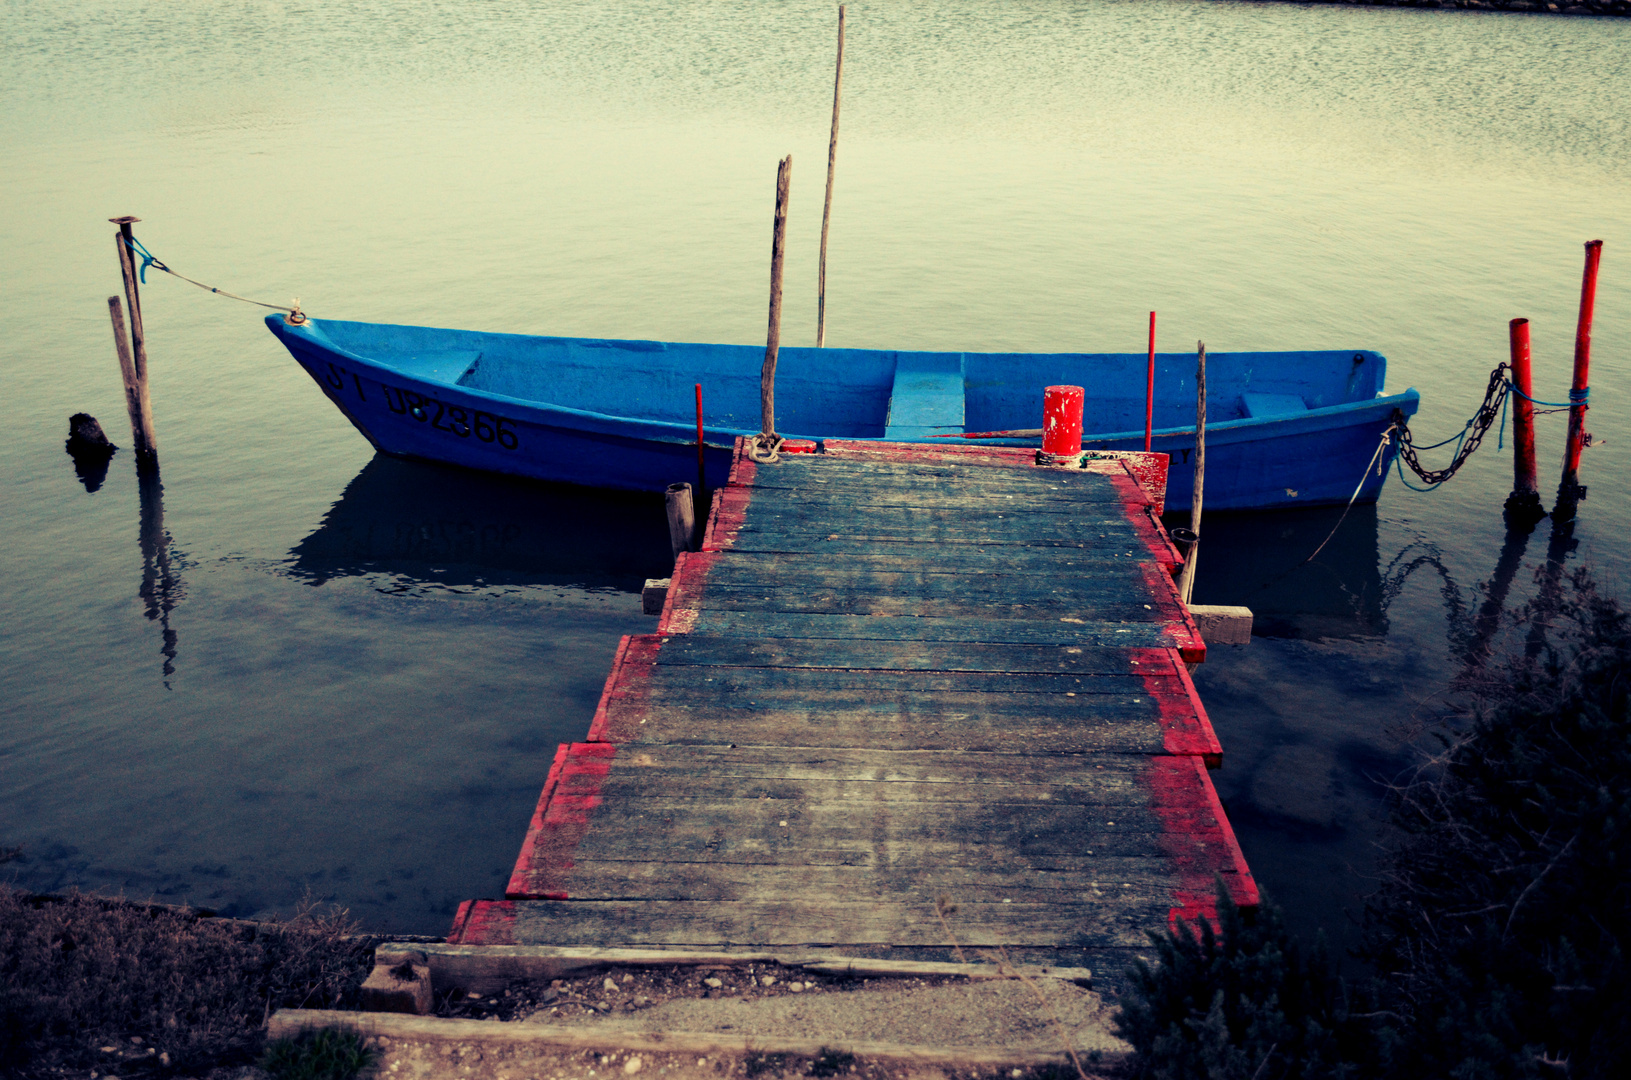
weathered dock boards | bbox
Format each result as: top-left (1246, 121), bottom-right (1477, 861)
top-left (451, 440), bottom-right (1256, 983)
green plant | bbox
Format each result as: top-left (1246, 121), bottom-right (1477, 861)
top-left (809, 1046), bottom-right (856, 1077)
top-left (1114, 882), bottom-right (1378, 1080)
top-left (0, 888), bottom-right (371, 1076)
top-left (744, 1048), bottom-right (789, 1077)
top-left (1364, 570), bottom-right (1631, 1079)
top-left (1118, 572), bottom-right (1631, 1080)
top-left (260, 1026), bottom-right (378, 1080)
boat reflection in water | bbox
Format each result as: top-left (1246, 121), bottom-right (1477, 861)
top-left (1179, 503), bottom-right (1385, 639)
top-left (286, 455), bottom-right (674, 594)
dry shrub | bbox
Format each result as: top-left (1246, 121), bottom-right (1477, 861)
top-left (0, 888), bottom-right (372, 1077)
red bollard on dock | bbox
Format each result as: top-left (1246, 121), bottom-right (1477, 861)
top-left (1555, 239), bottom-right (1603, 521)
top-left (1040, 384), bottom-right (1085, 466)
top-left (1503, 318), bottom-right (1544, 529)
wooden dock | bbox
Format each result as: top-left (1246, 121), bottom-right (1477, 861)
top-left (450, 439), bottom-right (1257, 983)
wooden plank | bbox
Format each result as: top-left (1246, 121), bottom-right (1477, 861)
top-left (688, 562), bottom-right (1168, 597)
top-left (522, 856), bottom-right (1209, 898)
top-left (269, 1008), bottom-right (1129, 1070)
top-left (516, 862), bottom-right (1244, 908)
top-left (593, 696), bottom-right (1189, 754)
top-left (713, 495), bottom-right (1147, 534)
top-left (685, 548), bottom-right (1178, 577)
top-left (653, 635), bottom-right (1185, 675)
top-left (669, 612), bottom-right (1177, 648)
top-left (553, 743), bottom-right (1179, 788)
top-left (611, 649), bottom-right (1188, 689)
top-left (476, 897), bottom-right (1176, 949)
top-left (741, 479), bottom-right (1132, 503)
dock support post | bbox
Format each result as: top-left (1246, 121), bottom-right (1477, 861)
top-left (1144, 311), bottom-right (1156, 452)
top-left (1555, 240), bottom-right (1602, 523)
top-left (756, 156), bottom-right (792, 453)
top-left (1177, 341), bottom-right (1206, 606)
top-left (665, 483), bottom-right (698, 564)
top-left (1504, 318), bottom-right (1544, 530)
top-left (816, 6), bottom-right (844, 348)
top-left (109, 215), bottom-right (158, 471)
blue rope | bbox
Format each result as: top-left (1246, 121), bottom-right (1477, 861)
top-left (1410, 422), bottom-right (1477, 451)
top-left (1393, 442), bottom-right (1447, 492)
top-left (1498, 383), bottom-right (1509, 450)
top-left (1507, 381), bottom-right (1585, 409)
top-left (122, 235), bottom-right (166, 284)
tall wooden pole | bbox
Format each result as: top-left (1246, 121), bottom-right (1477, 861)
top-left (110, 215), bottom-right (158, 470)
top-left (761, 155), bottom-right (793, 441)
top-left (816, 5), bottom-right (845, 348)
top-left (1178, 341), bottom-right (1206, 605)
top-left (106, 297), bottom-right (147, 459)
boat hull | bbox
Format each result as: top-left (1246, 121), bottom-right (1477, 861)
top-left (268, 315), bottom-right (1419, 511)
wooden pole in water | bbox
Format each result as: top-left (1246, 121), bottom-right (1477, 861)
top-left (106, 297), bottom-right (147, 461)
top-left (1178, 341), bottom-right (1206, 606)
top-left (761, 155), bottom-right (793, 441)
top-left (1144, 311), bottom-right (1156, 452)
top-left (1555, 239), bottom-right (1603, 522)
top-left (1503, 318), bottom-right (1544, 529)
top-left (816, 5), bottom-right (845, 348)
top-left (665, 482), bottom-right (697, 563)
top-left (110, 215), bottom-right (158, 470)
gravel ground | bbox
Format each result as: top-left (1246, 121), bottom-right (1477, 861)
top-left (338, 961), bottom-right (1131, 1078)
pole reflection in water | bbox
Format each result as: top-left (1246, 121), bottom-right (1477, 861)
top-left (1527, 516), bottom-right (1580, 660)
top-left (137, 470), bottom-right (184, 686)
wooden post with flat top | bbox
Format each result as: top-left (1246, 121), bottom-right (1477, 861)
top-left (109, 215), bottom-right (158, 471)
top-left (1177, 341), bottom-right (1206, 605)
top-left (759, 156), bottom-right (792, 445)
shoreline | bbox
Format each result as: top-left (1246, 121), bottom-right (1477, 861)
top-left (1237, 0), bottom-right (1629, 16)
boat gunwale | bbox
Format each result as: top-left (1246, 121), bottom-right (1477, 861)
top-left (270, 315), bottom-right (1420, 450)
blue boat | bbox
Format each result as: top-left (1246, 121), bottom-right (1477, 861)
top-left (266, 314), bottom-right (1420, 511)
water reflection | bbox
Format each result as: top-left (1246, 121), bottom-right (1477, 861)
top-left (286, 456), bottom-right (673, 593)
top-left (136, 471), bottom-right (184, 687)
top-left (1182, 504), bottom-right (1385, 639)
top-left (1526, 516), bottom-right (1581, 660)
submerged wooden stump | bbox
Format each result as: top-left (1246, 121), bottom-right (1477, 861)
top-left (65, 412), bottom-right (117, 492)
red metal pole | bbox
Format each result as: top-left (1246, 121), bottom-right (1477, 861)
top-left (695, 383), bottom-right (706, 494)
top-left (1504, 318), bottom-right (1543, 528)
top-left (1556, 240), bottom-right (1603, 520)
top-left (1144, 311), bottom-right (1156, 452)
top-left (1042, 385), bottom-right (1084, 464)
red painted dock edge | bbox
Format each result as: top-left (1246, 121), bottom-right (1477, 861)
top-left (454, 437), bottom-right (1256, 950)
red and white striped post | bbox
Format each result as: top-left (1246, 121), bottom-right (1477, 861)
top-left (1503, 318), bottom-right (1544, 529)
top-left (1040, 385), bottom-right (1084, 466)
top-left (1555, 239), bottom-right (1603, 521)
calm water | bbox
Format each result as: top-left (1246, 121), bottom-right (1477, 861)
top-left (3, 2), bottom-right (1628, 951)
